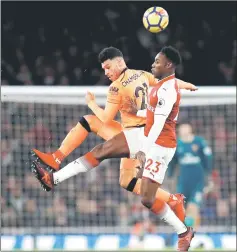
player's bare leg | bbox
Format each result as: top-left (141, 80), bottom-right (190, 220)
top-left (32, 115), bottom-right (122, 170)
top-left (185, 203), bottom-right (200, 229)
top-left (32, 112), bottom-right (185, 218)
top-left (32, 131), bottom-right (130, 190)
top-left (32, 130), bottom-right (185, 221)
top-left (140, 177), bottom-right (194, 251)
top-left (119, 156), bottom-right (185, 222)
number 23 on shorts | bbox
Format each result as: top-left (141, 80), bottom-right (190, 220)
top-left (145, 159), bottom-right (161, 173)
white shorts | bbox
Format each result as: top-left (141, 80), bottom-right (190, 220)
top-left (123, 127), bottom-right (176, 184)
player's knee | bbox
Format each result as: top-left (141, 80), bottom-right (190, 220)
top-left (141, 196), bottom-right (153, 209)
top-left (119, 176), bottom-right (129, 189)
top-left (79, 116), bottom-right (92, 132)
top-left (120, 176), bottom-right (138, 192)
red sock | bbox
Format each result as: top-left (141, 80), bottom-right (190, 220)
top-left (82, 152), bottom-right (100, 168)
top-left (151, 198), bottom-right (167, 215)
top-left (53, 150), bottom-right (66, 163)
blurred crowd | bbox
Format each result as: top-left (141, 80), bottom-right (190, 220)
top-left (1, 2), bottom-right (236, 87)
top-left (1, 102), bottom-right (236, 229)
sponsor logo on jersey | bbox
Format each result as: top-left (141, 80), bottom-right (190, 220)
top-left (109, 86), bottom-right (119, 95)
top-left (158, 98), bottom-right (165, 107)
top-left (191, 144), bottom-right (199, 152)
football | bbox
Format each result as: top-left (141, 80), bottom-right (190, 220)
top-left (143, 6), bottom-right (169, 33)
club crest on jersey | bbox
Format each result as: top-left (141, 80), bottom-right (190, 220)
top-left (158, 98), bottom-right (165, 107)
top-left (191, 144), bottom-right (199, 152)
top-left (109, 86), bottom-right (119, 95)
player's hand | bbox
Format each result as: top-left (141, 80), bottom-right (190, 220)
top-left (86, 91), bottom-right (95, 105)
top-left (135, 151), bottom-right (146, 168)
top-left (188, 84), bottom-right (198, 91)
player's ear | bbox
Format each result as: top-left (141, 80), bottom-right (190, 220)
top-left (166, 61), bottom-right (172, 69)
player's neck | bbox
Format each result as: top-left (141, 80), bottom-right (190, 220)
top-left (160, 72), bottom-right (175, 80)
top-left (119, 66), bottom-right (128, 75)
top-left (180, 134), bottom-right (195, 143)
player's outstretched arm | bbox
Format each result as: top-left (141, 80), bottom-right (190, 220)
top-left (144, 71), bottom-right (198, 91)
top-left (177, 79), bottom-right (198, 91)
top-left (86, 91), bottom-right (120, 123)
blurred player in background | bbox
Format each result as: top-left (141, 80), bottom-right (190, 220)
top-left (32, 46), bottom-right (195, 251)
top-left (168, 123), bottom-right (213, 229)
top-left (32, 47), bottom-right (197, 215)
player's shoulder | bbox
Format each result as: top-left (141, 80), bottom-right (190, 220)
top-left (108, 80), bottom-right (122, 96)
top-left (194, 135), bottom-right (207, 144)
top-left (158, 78), bottom-right (177, 96)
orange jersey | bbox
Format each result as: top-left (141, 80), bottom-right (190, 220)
top-left (106, 68), bottom-right (157, 128)
top-left (144, 74), bottom-right (181, 148)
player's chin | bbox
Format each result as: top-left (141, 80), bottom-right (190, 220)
top-left (152, 70), bottom-right (158, 78)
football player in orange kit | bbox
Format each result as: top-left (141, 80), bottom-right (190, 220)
top-left (32, 46), bottom-right (197, 222)
top-left (32, 46), bottom-right (195, 251)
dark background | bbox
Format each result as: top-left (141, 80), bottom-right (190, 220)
top-left (1, 1), bottom-right (236, 86)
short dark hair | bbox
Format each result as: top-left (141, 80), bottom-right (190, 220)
top-left (98, 47), bottom-right (123, 63)
top-left (160, 46), bottom-right (182, 66)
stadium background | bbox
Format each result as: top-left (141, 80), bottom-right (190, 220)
top-left (1, 1), bottom-right (236, 251)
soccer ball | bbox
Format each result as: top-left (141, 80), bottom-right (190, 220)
top-left (143, 6), bottom-right (169, 33)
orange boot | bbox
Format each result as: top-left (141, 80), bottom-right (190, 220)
top-left (32, 149), bottom-right (65, 171)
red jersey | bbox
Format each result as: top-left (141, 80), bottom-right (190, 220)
top-left (144, 74), bottom-right (181, 148)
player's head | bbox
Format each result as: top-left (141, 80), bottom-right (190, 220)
top-left (98, 47), bottom-right (127, 82)
top-left (151, 46), bottom-right (182, 79)
top-left (178, 123), bottom-right (194, 139)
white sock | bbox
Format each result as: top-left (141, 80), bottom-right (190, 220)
top-left (53, 157), bottom-right (91, 184)
top-left (159, 204), bottom-right (187, 235)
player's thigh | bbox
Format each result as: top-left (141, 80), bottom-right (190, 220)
top-left (142, 145), bottom-right (172, 185)
top-left (92, 131), bottom-right (130, 161)
top-left (96, 119), bottom-right (123, 140)
top-left (163, 147), bottom-right (176, 166)
top-left (119, 158), bottom-right (141, 183)
top-left (123, 127), bottom-right (144, 158)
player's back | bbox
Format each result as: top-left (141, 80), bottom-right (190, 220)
top-left (107, 68), bottom-right (154, 128)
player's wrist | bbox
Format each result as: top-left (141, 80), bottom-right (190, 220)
top-left (88, 100), bottom-right (96, 109)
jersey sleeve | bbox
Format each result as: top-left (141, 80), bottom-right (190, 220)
top-left (154, 84), bottom-right (177, 116)
top-left (144, 71), bottom-right (158, 87)
top-left (106, 81), bottom-right (122, 105)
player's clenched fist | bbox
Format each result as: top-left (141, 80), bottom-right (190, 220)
top-left (85, 91), bottom-right (95, 105)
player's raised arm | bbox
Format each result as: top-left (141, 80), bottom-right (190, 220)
top-left (177, 79), bottom-right (198, 91)
top-left (144, 71), bottom-right (198, 91)
top-left (86, 82), bottom-right (121, 124)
